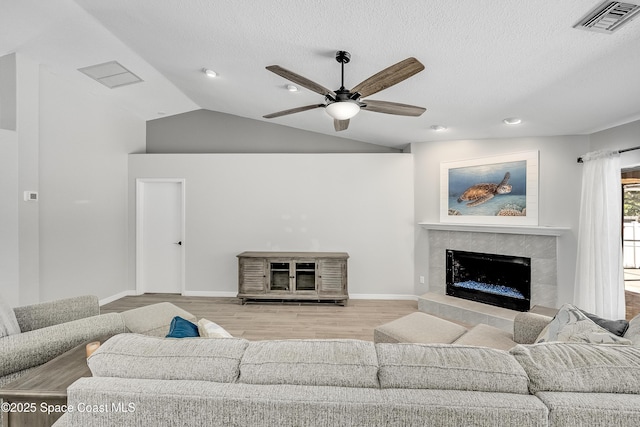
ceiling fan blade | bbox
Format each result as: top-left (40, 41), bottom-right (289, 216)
top-left (334, 119), bottom-right (350, 131)
top-left (362, 100), bottom-right (426, 116)
top-left (351, 57), bottom-right (425, 98)
top-left (263, 104), bottom-right (324, 119)
top-left (266, 65), bottom-right (336, 97)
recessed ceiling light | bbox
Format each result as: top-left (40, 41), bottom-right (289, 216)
top-left (203, 68), bottom-right (217, 78)
top-left (503, 117), bottom-right (522, 125)
top-left (430, 125), bottom-right (448, 131)
top-left (286, 84), bottom-right (298, 92)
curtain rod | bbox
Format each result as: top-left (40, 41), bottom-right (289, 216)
top-left (577, 146), bottom-right (640, 163)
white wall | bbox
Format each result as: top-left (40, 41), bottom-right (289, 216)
top-left (589, 119), bottom-right (640, 169)
top-left (412, 136), bottom-right (589, 305)
top-left (128, 153), bottom-right (415, 298)
top-left (0, 54), bottom-right (16, 131)
top-left (0, 53), bottom-right (19, 306)
top-left (147, 109), bottom-right (401, 154)
top-left (0, 129), bottom-right (19, 306)
top-left (0, 53), bottom-right (41, 306)
top-left (38, 68), bottom-right (145, 302)
top-left (16, 54), bottom-right (40, 304)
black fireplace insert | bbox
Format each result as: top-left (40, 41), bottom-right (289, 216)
top-left (446, 249), bottom-right (531, 311)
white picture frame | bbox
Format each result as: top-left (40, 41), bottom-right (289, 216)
top-left (440, 151), bottom-right (539, 225)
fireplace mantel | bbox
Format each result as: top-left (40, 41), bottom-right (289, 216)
top-left (419, 222), bottom-right (570, 236)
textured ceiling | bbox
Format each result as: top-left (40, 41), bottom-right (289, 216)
top-left (3, 0), bottom-right (640, 149)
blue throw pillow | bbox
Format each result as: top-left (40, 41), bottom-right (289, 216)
top-left (166, 316), bottom-right (199, 338)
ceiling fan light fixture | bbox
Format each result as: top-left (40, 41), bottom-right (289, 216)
top-left (325, 101), bottom-right (360, 120)
top-left (286, 84), bottom-right (298, 92)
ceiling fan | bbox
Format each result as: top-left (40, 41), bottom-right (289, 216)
top-left (263, 51), bottom-right (426, 132)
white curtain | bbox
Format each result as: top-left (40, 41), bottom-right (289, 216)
top-left (574, 149), bottom-right (625, 319)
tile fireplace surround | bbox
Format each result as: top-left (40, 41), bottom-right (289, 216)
top-left (419, 223), bottom-right (569, 330)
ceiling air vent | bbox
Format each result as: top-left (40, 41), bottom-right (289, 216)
top-left (574, 1), bottom-right (640, 33)
top-left (78, 61), bottom-right (143, 88)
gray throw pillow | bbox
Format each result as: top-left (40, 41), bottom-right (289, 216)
top-left (577, 308), bottom-right (629, 336)
top-left (0, 297), bottom-right (21, 337)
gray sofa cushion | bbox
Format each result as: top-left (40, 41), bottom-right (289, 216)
top-left (12, 295), bottom-right (100, 332)
top-left (64, 377), bottom-right (549, 427)
top-left (239, 339), bottom-right (379, 388)
top-left (510, 342), bottom-right (640, 394)
top-left (452, 323), bottom-right (517, 350)
top-left (120, 302), bottom-right (197, 337)
top-left (88, 334), bottom-right (248, 383)
top-left (376, 343), bottom-right (530, 394)
top-left (373, 312), bottom-right (467, 344)
top-left (513, 312), bottom-right (553, 344)
top-left (536, 392), bottom-right (640, 427)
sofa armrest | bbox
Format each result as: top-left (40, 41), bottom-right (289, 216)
top-left (0, 312), bottom-right (126, 377)
top-left (513, 312), bottom-right (553, 344)
top-left (13, 295), bottom-right (100, 332)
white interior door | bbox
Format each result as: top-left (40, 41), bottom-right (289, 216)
top-left (136, 179), bottom-right (185, 294)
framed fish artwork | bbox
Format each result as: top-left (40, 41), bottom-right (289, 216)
top-left (440, 151), bottom-right (539, 225)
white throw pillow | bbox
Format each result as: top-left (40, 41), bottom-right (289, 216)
top-left (0, 297), bottom-right (21, 337)
top-left (198, 318), bottom-right (233, 338)
top-left (536, 303), bottom-right (631, 345)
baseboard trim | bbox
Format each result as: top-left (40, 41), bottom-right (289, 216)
top-left (99, 290), bottom-right (138, 306)
top-left (100, 290), bottom-right (417, 303)
top-left (182, 290), bottom-right (238, 298)
top-left (350, 294), bottom-right (418, 301)
top-left (185, 291), bottom-right (418, 300)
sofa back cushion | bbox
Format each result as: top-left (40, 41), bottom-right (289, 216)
top-left (510, 342), bottom-right (640, 394)
top-left (88, 334), bottom-right (248, 383)
top-left (239, 339), bottom-right (379, 388)
top-left (376, 343), bottom-right (529, 394)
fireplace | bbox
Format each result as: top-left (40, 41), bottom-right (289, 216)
top-left (446, 250), bottom-right (531, 311)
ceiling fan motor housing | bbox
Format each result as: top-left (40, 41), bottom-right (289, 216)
top-left (335, 50), bottom-right (351, 64)
top-left (329, 89), bottom-right (360, 103)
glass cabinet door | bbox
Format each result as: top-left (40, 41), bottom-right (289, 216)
top-left (295, 261), bottom-right (316, 291)
top-left (269, 262), bottom-right (290, 291)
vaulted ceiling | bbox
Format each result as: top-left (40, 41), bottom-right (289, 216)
top-left (2, 0), bottom-right (640, 149)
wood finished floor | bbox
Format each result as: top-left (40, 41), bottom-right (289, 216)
top-left (101, 294), bottom-right (418, 341)
top-left (101, 291), bottom-right (640, 341)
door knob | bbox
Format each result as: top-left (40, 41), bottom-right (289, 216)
top-left (174, 241), bottom-right (182, 246)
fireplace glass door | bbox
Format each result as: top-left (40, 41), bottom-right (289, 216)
top-left (446, 250), bottom-right (531, 311)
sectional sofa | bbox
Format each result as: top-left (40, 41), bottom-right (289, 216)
top-left (54, 328), bottom-right (640, 426)
top-left (0, 295), bottom-right (195, 389)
